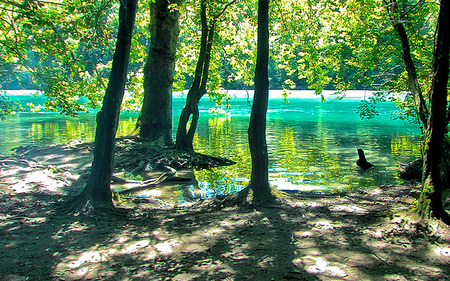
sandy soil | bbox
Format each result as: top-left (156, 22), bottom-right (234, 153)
top-left (1, 142), bottom-right (449, 281)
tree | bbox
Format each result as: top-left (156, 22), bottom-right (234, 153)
top-left (71, 0), bottom-right (138, 211)
top-left (416, 0), bottom-right (450, 224)
top-left (135, 0), bottom-right (184, 146)
top-left (175, 0), bottom-right (236, 151)
top-left (246, 0), bottom-right (274, 204)
top-left (384, 0), bottom-right (430, 128)
top-left (382, 0), bottom-right (450, 223)
top-left (0, 0), bottom-right (118, 114)
top-left (0, 92), bottom-right (18, 120)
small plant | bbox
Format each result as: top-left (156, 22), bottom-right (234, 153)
top-left (124, 172), bottom-right (143, 181)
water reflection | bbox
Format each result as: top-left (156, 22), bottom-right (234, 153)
top-left (0, 97), bottom-right (422, 202)
top-left (0, 113), bottom-right (137, 153)
top-left (192, 98), bottom-right (422, 198)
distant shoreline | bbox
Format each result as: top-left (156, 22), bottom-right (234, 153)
top-left (3, 89), bottom-right (404, 101)
top-left (175, 89), bottom-right (377, 100)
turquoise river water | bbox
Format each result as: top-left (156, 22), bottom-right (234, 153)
top-left (1, 90), bottom-right (422, 201)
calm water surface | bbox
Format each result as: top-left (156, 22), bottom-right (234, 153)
top-left (1, 90), bottom-right (422, 200)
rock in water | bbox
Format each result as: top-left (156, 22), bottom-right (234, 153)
top-left (399, 159), bottom-right (423, 180)
top-left (356, 148), bottom-right (374, 170)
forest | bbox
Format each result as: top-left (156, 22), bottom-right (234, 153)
top-left (1, 0), bottom-right (450, 280)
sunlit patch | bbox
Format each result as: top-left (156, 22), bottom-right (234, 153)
top-left (295, 231), bottom-right (314, 238)
top-left (23, 217), bottom-right (47, 226)
top-left (304, 256), bottom-right (347, 277)
top-left (313, 220), bottom-right (336, 230)
top-left (374, 229), bottom-right (384, 238)
top-left (11, 181), bottom-right (32, 193)
top-left (9, 169), bottom-right (68, 193)
top-left (143, 250), bottom-right (158, 261)
top-left (330, 205), bottom-right (367, 214)
top-left (302, 231), bottom-right (314, 237)
top-left (434, 247), bottom-right (450, 256)
top-left (369, 188), bottom-right (384, 195)
top-left (0, 168), bottom-right (20, 177)
top-left (140, 189), bottom-right (162, 197)
top-left (67, 250), bottom-right (106, 269)
top-left (107, 249), bottom-right (117, 255)
top-left (52, 221), bottom-right (89, 239)
top-left (271, 178), bottom-right (325, 192)
top-left (77, 267), bottom-right (88, 275)
top-left (308, 202), bottom-right (319, 208)
top-left (121, 239), bottom-right (150, 254)
top-left (155, 241), bottom-right (177, 255)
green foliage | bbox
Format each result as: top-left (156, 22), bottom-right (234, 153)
top-left (0, 0), bottom-right (442, 121)
top-left (122, 0), bottom-right (153, 112)
top-left (0, 92), bottom-right (19, 120)
top-left (357, 100), bottom-right (379, 120)
top-left (0, 0), bottom-right (118, 114)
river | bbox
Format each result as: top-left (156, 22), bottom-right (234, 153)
top-left (1, 90), bottom-right (422, 200)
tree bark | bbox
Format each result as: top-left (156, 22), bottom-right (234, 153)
top-left (136, 0), bottom-right (184, 146)
top-left (247, 0), bottom-right (273, 204)
top-left (72, 0), bottom-right (138, 210)
top-left (417, 0), bottom-right (450, 224)
top-left (176, 0), bottom-right (215, 151)
top-left (175, 0), bottom-right (235, 151)
top-left (385, 0), bottom-right (429, 128)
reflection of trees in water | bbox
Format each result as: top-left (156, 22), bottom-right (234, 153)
top-left (391, 135), bottom-right (423, 159)
top-left (12, 112), bottom-right (421, 196)
top-left (193, 116), bottom-right (422, 195)
top-left (24, 116), bottom-right (137, 146)
top-left (194, 116), bottom-right (251, 198)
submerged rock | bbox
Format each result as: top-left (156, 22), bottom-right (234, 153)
top-left (398, 159), bottom-right (423, 180)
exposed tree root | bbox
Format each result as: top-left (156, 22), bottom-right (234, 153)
top-left (0, 156), bottom-right (42, 168)
top-left (115, 168), bottom-right (176, 195)
top-left (398, 159), bottom-right (423, 180)
top-left (114, 137), bottom-right (235, 173)
top-left (216, 186), bottom-right (251, 207)
top-left (62, 191), bottom-right (129, 220)
top-left (200, 186), bottom-right (287, 210)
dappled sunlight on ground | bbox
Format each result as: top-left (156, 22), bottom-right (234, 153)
top-left (302, 256), bottom-right (347, 277)
top-left (36, 191), bottom-right (447, 280)
top-left (1, 144), bottom-right (449, 280)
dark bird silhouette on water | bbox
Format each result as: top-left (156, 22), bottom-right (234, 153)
top-left (356, 148), bottom-right (374, 170)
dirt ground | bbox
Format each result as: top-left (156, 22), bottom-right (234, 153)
top-left (1, 142), bottom-right (449, 281)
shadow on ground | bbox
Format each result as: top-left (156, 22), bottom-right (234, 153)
top-left (1, 143), bottom-right (449, 280)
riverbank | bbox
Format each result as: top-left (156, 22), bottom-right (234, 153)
top-left (1, 142), bottom-right (449, 280)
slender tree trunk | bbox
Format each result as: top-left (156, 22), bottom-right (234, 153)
top-left (385, 0), bottom-right (429, 128)
top-left (394, 22), bottom-right (429, 128)
top-left (176, 3), bottom-right (216, 151)
top-left (72, 0), bottom-right (138, 210)
top-left (247, 0), bottom-right (273, 204)
top-left (417, 0), bottom-right (450, 224)
top-left (136, 0), bottom-right (184, 146)
top-left (176, 0), bottom-right (235, 151)
top-left (176, 1), bottom-right (209, 151)
top-left (184, 24), bottom-right (215, 148)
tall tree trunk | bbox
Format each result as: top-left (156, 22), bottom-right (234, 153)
top-left (385, 0), bottom-right (429, 128)
top-left (136, 0), bottom-right (184, 146)
top-left (247, 0), bottom-right (273, 204)
top-left (175, 0), bottom-right (235, 151)
top-left (417, 0), bottom-right (450, 224)
top-left (176, 0), bottom-right (215, 151)
top-left (72, 0), bottom-right (138, 210)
